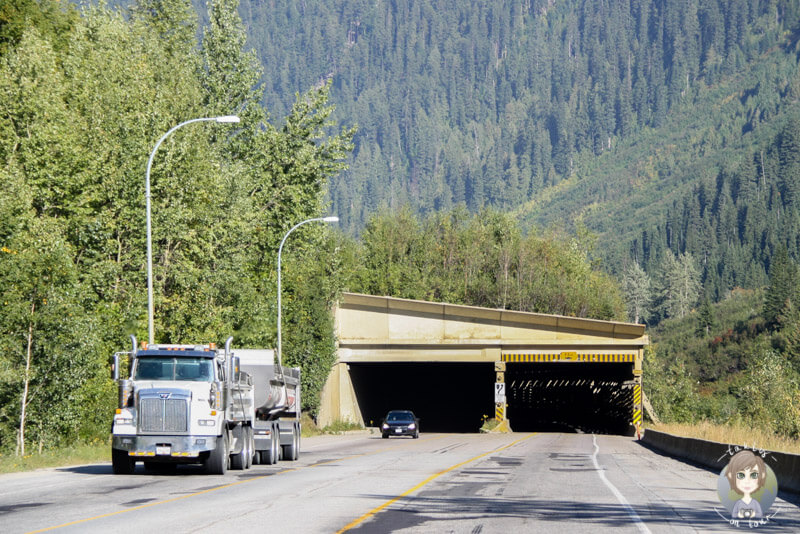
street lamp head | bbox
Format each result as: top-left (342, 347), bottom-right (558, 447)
top-left (322, 216), bottom-right (339, 222)
top-left (215, 115), bottom-right (241, 123)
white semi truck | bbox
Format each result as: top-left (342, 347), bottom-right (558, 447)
top-left (111, 336), bottom-right (301, 474)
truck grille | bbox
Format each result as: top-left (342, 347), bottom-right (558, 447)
top-left (140, 398), bottom-right (188, 432)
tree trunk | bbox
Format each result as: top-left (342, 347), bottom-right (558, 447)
top-left (18, 300), bottom-right (35, 457)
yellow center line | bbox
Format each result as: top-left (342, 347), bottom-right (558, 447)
top-left (336, 433), bottom-right (537, 533)
top-left (25, 434), bottom-right (448, 533)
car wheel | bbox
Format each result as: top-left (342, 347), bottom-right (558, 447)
top-left (413, 431), bottom-right (419, 439)
top-left (382, 433), bottom-right (389, 439)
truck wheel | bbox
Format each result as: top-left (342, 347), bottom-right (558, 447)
top-left (204, 435), bottom-right (228, 475)
top-left (283, 423), bottom-right (299, 461)
top-left (262, 423), bottom-right (279, 465)
top-left (252, 433), bottom-right (261, 466)
top-left (112, 448), bottom-right (135, 475)
top-left (230, 424), bottom-right (247, 470)
top-left (245, 426), bottom-right (254, 469)
top-left (260, 434), bottom-right (275, 465)
top-left (231, 450), bottom-right (245, 470)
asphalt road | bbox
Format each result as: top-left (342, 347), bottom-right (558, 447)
top-left (2, 432), bottom-right (799, 533)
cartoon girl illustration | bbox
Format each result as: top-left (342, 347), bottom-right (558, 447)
top-left (725, 450), bottom-right (767, 519)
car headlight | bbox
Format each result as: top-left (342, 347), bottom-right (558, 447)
top-left (382, 423), bottom-right (389, 429)
top-left (408, 423), bottom-right (416, 430)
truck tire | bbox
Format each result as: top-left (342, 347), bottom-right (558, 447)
top-left (231, 440), bottom-right (245, 470)
top-left (204, 435), bottom-right (228, 475)
top-left (112, 448), bottom-right (135, 475)
top-left (252, 431), bottom-right (261, 465)
top-left (261, 423), bottom-right (279, 465)
top-left (231, 449), bottom-right (245, 470)
top-left (245, 426), bottom-right (254, 469)
top-left (231, 425), bottom-right (253, 470)
top-left (283, 423), bottom-right (299, 461)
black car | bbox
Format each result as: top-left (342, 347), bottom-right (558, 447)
top-left (381, 410), bottom-right (419, 438)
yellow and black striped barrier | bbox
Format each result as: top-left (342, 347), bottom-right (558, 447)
top-left (632, 383), bottom-right (642, 425)
top-left (502, 352), bottom-right (636, 363)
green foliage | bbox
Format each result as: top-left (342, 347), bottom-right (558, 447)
top-left (0, 1), bottom-right (353, 453)
top-left (621, 262), bottom-right (651, 324)
top-left (0, 0), bottom-right (79, 54)
top-left (233, 0), bottom-right (798, 236)
top-left (644, 346), bottom-right (699, 424)
top-left (348, 206), bottom-right (627, 320)
top-left (647, 287), bottom-right (800, 441)
top-left (658, 251), bottom-right (701, 320)
top-left (696, 298), bottom-right (716, 338)
top-left (738, 350), bottom-right (800, 439)
top-left (763, 245), bottom-right (798, 328)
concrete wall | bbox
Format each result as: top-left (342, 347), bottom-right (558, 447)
top-left (317, 362), bottom-right (363, 428)
top-left (643, 429), bottom-right (800, 494)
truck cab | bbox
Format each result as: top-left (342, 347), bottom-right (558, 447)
top-left (111, 337), bottom-right (254, 474)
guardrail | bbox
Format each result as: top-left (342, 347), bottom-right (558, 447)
top-left (642, 429), bottom-right (800, 494)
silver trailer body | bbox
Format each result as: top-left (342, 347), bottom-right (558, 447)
top-left (233, 349), bottom-right (301, 463)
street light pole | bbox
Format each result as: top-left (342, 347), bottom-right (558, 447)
top-left (276, 216), bottom-right (339, 369)
top-left (145, 115), bottom-right (240, 345)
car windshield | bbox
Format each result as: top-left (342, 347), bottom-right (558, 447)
top-left (387, 411), bottom-right (414, 421)
top-left (134, 357), bottom-right (213, 382)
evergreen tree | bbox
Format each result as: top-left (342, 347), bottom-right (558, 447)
top-left (621, 262), bottom-right (651, 324)
top-left (660, 251), bottom-right (701, 319)
top-left (764, 245), bottom-right (798, 329)
top-left (696, 297), bottom-right (715, 337)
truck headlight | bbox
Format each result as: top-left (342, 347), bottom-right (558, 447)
top-left (198, 419), bottom-right (216, 426)
top-left (114, 408), bottom-right (135, 426)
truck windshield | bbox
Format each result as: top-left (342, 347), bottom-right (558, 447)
top-left (134, 357), bottom-right (213, 382)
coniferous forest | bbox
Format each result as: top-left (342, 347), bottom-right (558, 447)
top-left (2, 0), bottom-right (800, 454)
top-left (239, 0), bottom-right (800, 441)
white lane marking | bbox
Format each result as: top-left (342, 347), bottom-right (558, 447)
top-left (592, 434), bottom-right (652, 534)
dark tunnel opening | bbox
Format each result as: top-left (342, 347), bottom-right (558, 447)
top-left (347, 362), bottom-right (495, 432)
top-left (506, 362), bottom-right (635, 435)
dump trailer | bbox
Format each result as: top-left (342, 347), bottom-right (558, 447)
top-left (111, 336), bottom-right (300, 474)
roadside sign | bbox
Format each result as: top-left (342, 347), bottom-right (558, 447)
top-left (494, 382), bottom-right (506, 403)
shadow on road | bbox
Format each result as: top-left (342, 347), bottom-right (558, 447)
top-left (347, 493), bottom-right (800, 532)
top-left (57, 464), bottom-right (112, 475)
top-left (635, 439), bottom-right (800, 508)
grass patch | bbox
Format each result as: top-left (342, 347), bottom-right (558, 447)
top-left (300, 413), bottom-right (364, 436)
top-left (0, 440), bottom-right (110, 474)
top-left (300, 412), bottom-right (324, 437)
top-left (480, 418), bottom-right (500, 433)
top-left (320, 419), bottom-right (364, 434)
top-left (648, 421), bottom-right (800, 455)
